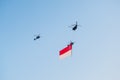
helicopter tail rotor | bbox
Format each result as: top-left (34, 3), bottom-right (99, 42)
top-left (76, 21), bottom-right (77, 25)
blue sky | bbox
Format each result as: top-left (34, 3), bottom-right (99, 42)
top-left (1, 0), bottom-right (120, 80)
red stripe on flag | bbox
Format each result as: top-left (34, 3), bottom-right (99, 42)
top-left (59, 44), bottom-right (72, 55)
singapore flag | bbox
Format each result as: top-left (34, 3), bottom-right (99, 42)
top-left (59, 42), bottom-right (73, 59)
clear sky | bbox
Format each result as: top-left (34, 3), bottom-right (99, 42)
top-left (1, 0), bottom-right (120, 80)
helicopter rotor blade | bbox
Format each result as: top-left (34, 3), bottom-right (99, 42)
top-left (34, 35), bottom-right (37, 36)
top-left (68, 24), bottom-right (76, 27)
top-left (34, 33), bottom-right (40, 36)
top-left (76, 21), bottom-right (77, 25)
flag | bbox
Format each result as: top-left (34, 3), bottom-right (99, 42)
top-left (59, 43), bottom-right (72, 59)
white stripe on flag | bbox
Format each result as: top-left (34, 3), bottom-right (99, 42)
top-left (59, 50), bottom-right (72, 59)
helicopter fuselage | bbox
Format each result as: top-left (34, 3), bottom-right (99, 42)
top-left (72, 25), bottom-right (77, 30)
top-left (34, 36), bottom-right (40, 40)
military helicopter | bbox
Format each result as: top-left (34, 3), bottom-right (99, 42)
top-left (70, 41), bottom-right (74, 45)
top-left (67, 41), bottom-right (74, 46)
top-left (69, 21), bottom-right (81, 31)
top-left (34, 34), bottom-right (40, 40)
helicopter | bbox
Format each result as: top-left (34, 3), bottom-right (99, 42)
top-left (70, 41), bottom-right (74, 45)
top-left (67, 41), bottom-right (74, 46)
top-left (34, 34), bottom-right (40, 40)
top-left (69, 21), bottom-right (81, 31)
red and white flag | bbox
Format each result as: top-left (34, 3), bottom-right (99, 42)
top-left (59, 43), bottom-right (73, 59)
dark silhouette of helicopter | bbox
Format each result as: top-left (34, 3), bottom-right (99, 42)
top-left (69, 21), bottom-right (81, 31)
top-left (70, 41), bottom-right (74, 45)
top-left (34, 34), bottom-right (40, 40)
top-left (67, 41), bottom-right (74, 46)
